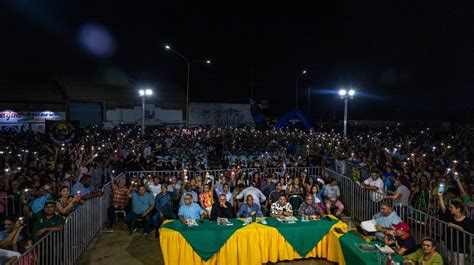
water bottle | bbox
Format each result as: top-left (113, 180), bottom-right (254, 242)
top-left (376, 250), bottom-right (383, 265)
top-left (386, 253), bottom-right (392, 265)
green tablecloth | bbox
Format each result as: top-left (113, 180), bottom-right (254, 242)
top-left (262, 217), bottom-right (339, 257)
top-left (339, 231), bottom-right (404, 265)
top-left (161, 219), bottom-right (241, 261)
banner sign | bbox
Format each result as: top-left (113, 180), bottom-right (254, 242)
top-left (0, 110), bottom-right (65, 124)
top-left (46, 121), bottom-right (79, 144)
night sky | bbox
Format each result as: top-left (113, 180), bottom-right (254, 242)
top-left (1, 1), bottom-right (473, 121)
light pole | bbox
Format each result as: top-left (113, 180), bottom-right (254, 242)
top-left (295, 70), bottom-right (307, 110)
top-left (165, 44), bottom-right (211, 127)
top-left (138, 88), bottom-right (153, 135)
top-left (307, 85), bottom-right (311, 116)
top-left (338, 88), bottom-right (355, 138)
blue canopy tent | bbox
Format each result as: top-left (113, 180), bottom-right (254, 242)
top-left (274, 111), bottom-right (313, 132)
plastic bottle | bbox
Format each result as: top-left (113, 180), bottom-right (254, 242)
top-left (386, 253), bottom-right (392, 265)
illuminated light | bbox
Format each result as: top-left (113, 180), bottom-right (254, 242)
top-left (206, 60), bottom-right (211, 64)
top-left (139, 89), bottom-right (145, 96)
top-left (302, 70), bottom-right (307, 74)
top-left (348, 89), bottom-right (355, 96)
top-left (165, 45), bottom-right (171, 49)
top-left (145, 89), bottom-right (153, 95)
top-left (338, 89), bottom-right (347, 96)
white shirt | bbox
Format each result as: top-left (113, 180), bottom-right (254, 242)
top-left (147, 181), bottom-right (161, 198)
top-left (324, 184), bottom-right (340, 200)
top-left (236, 186), bottom-right (266, 206)
top-left (363, 177), bottom-right (385, 202)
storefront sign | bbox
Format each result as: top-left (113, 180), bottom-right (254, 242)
top-left (0, 110), bottom-right (65, 123)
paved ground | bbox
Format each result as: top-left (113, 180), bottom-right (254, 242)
top-left (79, 222), bottom-right (334, 265)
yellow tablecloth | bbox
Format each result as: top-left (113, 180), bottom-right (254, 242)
top-left (160, 218), bottom-right (350, 265)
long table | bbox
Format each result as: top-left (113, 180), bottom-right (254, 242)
top-left (159, 216), bottom-right (402, 265)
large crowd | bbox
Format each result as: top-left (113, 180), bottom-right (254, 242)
top-left (0, 125), bottom-right (473, 264)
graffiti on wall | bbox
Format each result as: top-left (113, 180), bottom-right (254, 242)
top-left (190, 103), bottom-right (255, 127)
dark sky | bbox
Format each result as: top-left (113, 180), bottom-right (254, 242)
top-left (1, 1), bottom-right (474, 121)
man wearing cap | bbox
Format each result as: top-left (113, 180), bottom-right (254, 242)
top-left (23, 200), bottom-right (64, 239)
top-left (384, 222), bottom-right (417, 256)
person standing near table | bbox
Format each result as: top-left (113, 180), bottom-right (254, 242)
top-left (210, 194), bottom-right (233, 221)
top-left (266, 182), bottom-right (284, 212)
top-left (270, 195), bottom-right (293, 218)
top-left (360, 169), bottom-right (385, 216)
top-left (179, 183), bottom-right (198, 205)
top-left (199, 183), bottom-right (214, 217)
top-left (216, 183), bottom-right (233, 207)
top-left (235, 182), bottom-right (266, 206)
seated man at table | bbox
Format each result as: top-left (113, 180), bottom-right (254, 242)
top-left (403, 237), bottom-right (443, 265)
top-left (178, 194), bottom-right (206, 224)
top-left (270, 195), bottom-right (293, 218)
top-left (373, 203), bottom-right (402, 240)
top-left (237, 195), bottom-right (263, 218)
top-left (383, 222), bottom-right (416, 256)
top-left (210, 194), bottom-right (233, 221)
top-left (298, 194), bottom-right (323, 219)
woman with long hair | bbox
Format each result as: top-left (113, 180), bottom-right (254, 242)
top-left (56, 186), bottom-right (81, 216)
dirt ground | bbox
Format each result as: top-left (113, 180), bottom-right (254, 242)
top-left (79, 222), bottom-right (335, 265)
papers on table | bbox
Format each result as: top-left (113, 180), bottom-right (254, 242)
top-left (276, 216), bottom-right (298, 223)
top-left (187, 219), bottom-right (198, 227)
top-left (360, 219), bottom-right (377, 232)
top-left (375, 244), bottom-right (395, 254)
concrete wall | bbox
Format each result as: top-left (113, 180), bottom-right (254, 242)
top-left (106, 105), bottom-right (183, 125)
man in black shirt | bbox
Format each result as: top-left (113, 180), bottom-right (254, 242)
top-left (210, 194), bottom-right (233, 221)
top-left (384, 222), bottom-right (416, 256)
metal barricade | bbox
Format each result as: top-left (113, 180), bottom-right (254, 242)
top-left (13, 172), bottom-right (124, 265)
top-left (124, 167), bottom-right (321, 182)
top-left (323, 167), bottom-right (474, 265)
top-left (0, 195), bottom-right (20, 218)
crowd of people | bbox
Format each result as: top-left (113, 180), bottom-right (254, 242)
top-left (0, 124), bottom-right (472, 263)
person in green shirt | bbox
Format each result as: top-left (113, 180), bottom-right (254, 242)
top-left (403, 237), bottom-right (443, 265)
top-left (24, 200), bottom-right (65, 239)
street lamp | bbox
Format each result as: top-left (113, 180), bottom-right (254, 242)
top-left (164, 44), bottom-right (211, 127)
top-left (338, 88), bottom-right (355, 138)
top-left (138, 88), bottom-right (153, 135)
top-left (295, 70), bottom-right (307, 110)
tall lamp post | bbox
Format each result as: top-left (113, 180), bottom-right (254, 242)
top-left (295, 70), bottom-right (307, 110)
top-left (139, 88), bottom-right (153, 135)
top-left (165, 44), bottom-right (211, 127)
top-left (338, 88), bottom-right (355, 138)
